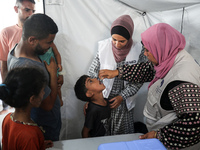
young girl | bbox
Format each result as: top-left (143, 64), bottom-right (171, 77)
top-left (0, 67), bottom-right (53, 150)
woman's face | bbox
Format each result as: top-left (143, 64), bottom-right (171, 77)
top-left (112, 34), bottom-right (128, 49)
top-left (143, 46), bottom-right (158, 66)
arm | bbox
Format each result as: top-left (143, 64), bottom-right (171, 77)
top-left (40, 57), bottom-right (58, 111)
top-left (98, 47), bottom-right (149, 80)
top-left (157, 82), bottom-right (200, 149)
top-left (109, 82), bottom-right (143, 109)
top-left (99, 62), bottom-right (155, 83)
top-left (57, 74), bottom-right (64, 90)
top-left (111, 79), bottom-right (143, 109)
top-left (99, 69), bottom-right (119, 79)
top-left (52, 43), bottom-right (64, 106)
top-left (88, 52), bottom-right (100, 78)
top-left (0, 61), bottom-right (8, 82)
top-left (141, 82), bottom-right (200, 149)
top-left (108, 54), bottom-right (146, 109)
top-left (156, 113), bottom-right (200, 149)
top-left (115, 54), bottom-right (149, 106)
top-left (51, 43), bottom-right (62, 71)
top-left (102, 55), bottom-right (151, 109)
top-left (118, 62), bottom-right (154, 83)
top-left (120, 82), bottom-right (143, 100)
top-left (0, 29), bottom-right (10, 82)
top-left (82, 126), bottom-right (91, 138)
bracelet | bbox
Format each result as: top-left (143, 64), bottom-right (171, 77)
top-left (154, 131), bottom-right (157, 138)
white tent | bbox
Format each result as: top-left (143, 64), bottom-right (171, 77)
top-left (44, 0), bottom-right (200, 140)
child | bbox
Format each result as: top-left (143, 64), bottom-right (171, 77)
top-left (39, 43), bottom-right (63, 106)
top-left (74, 75), bottom-right (111, 138)
top-left (0, 67), bottom-right (53, 150)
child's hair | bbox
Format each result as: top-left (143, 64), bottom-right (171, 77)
top-left (74, 75), bottom-right (91, 102)
top-left (0, 67), bottom-right (47, 108)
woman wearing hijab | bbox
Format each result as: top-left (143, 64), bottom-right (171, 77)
top-left (99, 23), bottom-right (200, 149)
top-left (88, 15), bottom-right (147, 135)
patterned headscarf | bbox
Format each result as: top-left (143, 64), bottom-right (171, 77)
top-left (111, 15), bottom-right (134, 62)
top-left (141, 23), bottom-right (186, 88)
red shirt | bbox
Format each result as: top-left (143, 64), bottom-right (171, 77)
top-left (2, 113), bottom-right (45, 150)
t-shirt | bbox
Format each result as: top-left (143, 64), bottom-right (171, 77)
top-left (85, 99), bottom-right (111, 137)
top-left (7, 46), bottom-right (61, 141)
top-left (39, 47), bottom-right (59, 76)
top-left (0, 25), bottom-right (22, 61)
top-left (39, 47), bottom-right (56, 64)
top-left (2, 113), bottom-right (45, 150)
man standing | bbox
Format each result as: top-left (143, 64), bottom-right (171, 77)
top-left (7, 13), bottom-right (61, 141)
top-left (0, 0), bottom-right (35, 114)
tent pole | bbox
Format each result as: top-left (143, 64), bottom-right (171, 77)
top-left (181, 7), bottom-right (185, 33)
top-left (43, 0), bottom-right (46, 14)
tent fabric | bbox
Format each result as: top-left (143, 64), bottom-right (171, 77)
top-left (45, 0), bottom-right (200, 140)
top-left (119, 0), bottom-right (200, 11)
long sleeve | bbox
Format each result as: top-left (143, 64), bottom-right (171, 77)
top-left (120, 82), bottom-right (143, 100)
top-left (88, 52), bottom-right (100, 78)
top-left (118, 61), bottom-right (155, 83)
top-left (119, 50), bottom-right (147, 100)
top-left (156, 82), bottom-right (200, 149)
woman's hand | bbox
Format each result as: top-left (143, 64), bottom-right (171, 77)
top-left (139, 131), bottom-right (157, 139)
top-left (109, 95), bottom-right (123, 109)
top-left (98, 69), bottom-right (119, 80)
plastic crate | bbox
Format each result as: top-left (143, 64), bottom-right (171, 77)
top-left (98, 138), bottom-right (167, 150)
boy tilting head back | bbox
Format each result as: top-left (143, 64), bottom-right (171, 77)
top-left (74, 75), bottom-right (111, 138)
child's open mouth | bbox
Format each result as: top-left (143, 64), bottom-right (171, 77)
top-left (98, 78), bottom-right (103, 84)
